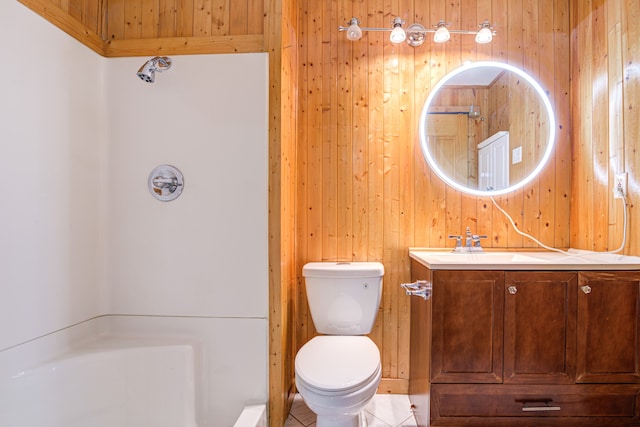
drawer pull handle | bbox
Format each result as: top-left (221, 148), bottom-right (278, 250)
top-left (521, 401), bottom-right (561, 412)
top-left (581, 285), bottom-right (592, 294)
top-left (508, 286), bottom-right (518, 295)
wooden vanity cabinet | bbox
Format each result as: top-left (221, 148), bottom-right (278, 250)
top-left (431, 269), bottom-right (504, 384)
top-left (576, 271), bottom-right (640, 383)
top-left (503, 271), bottom-right (578, 385)
top-left (409, 259), bottom-right (640, 427)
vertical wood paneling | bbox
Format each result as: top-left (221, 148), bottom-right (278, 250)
top-left (248, 0), bottom-right (264, 34)
top-left (266, 0), bottom-right (297, 423)
top-left (193, 0), bottom-right (212, 36)
top-left (537, 0), bottom-right (555, 247)
top-left (621, 0), bottom-right (640, 256)
top-left (521, 0), bottom-right (539, 247)
top-left (367, 0), bottom-right (386, 358)
top-left (296, 0), bottom-right (573, 394)
top-left (124, 0), bottom-right (142, 39)
top-left (352, 0), bottom-right (368, 262)
top-left (140, 0), bottom-right (159, 38)
top-left (210, 0), bottom-right (229, 35)
top-left (396, 0), bottom-right (413, 384)
top-left (176, 0), bottom-right (194, 37)
top-left (103, 0), bottom-right (264, 40)
top-left (336, 0), bottom-right (353, 263)
top-left (591, 0), bottom-right (608, 252)
top-left (552, 0), bottom-right (571, 250)
top-left (607, 1), bottom-right (624, 251)
top-left (157, 0), bottom-right (177, 38)
top-left (570, 0), bottom-right (638, 255)
top-left (229, 0), bottom-right (248, 35)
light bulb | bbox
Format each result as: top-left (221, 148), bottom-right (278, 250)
top-left (433, 22), bottom-right (450, 43)
top-left (346, 18), bottom-right (362, 41)
top-left (475, 24), bottom-right (493, 44)
top-left (389, 17), bottom-right (406, 44)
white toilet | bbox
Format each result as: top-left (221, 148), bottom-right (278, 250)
top-left (295, 262), bottom-right (384, 427)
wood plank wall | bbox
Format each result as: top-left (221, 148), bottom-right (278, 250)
top-left (570, 0), bottom-right (639, 256)
top-left (18, 0), bottom-right (266, 56)
top-left (102, 0), bottom-right (266, 55)
top-left (296, 0), bottom-right (572, 393)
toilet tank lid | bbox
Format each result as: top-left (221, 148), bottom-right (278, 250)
top-left (302, 262), bottom-right (384, 278)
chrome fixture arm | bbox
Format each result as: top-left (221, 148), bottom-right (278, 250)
top-left (401, 280), bottom-right (432, 300)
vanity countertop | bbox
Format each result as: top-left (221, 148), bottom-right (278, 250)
top-left (409, 248), bottom-right (640, 270)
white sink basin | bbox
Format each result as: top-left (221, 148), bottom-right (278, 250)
top-left (409, 249), bottom-right (640, 270)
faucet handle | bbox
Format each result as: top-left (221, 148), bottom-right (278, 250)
top-left (448, 235), bottom-right (462, 247)
top-left (471, 234), bottom-right (488, 248)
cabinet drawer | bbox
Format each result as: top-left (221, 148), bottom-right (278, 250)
top-left (431, 384), bottom-right (640, 423)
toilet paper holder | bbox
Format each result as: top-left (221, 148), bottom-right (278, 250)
top-left (401, 280), bottom-right (432, 300)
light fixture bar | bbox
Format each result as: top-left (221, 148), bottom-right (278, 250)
top-left (339, 17), bottom-right (497, 46)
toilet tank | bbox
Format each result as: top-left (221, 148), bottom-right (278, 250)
top-left (302, 262), bottom-right (384, 335)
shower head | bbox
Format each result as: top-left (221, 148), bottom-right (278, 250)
top-left (137, 56), bottom-right (172, 83)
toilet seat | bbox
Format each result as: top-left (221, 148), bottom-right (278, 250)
top-left (295, 335), bottom-right (380, 393)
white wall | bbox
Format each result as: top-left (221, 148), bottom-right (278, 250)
top-left (105, 54), bottom-right (268, 319)
top-left (0, 3), bottom-right (268, 425)
top-left (0, 2), bottom-right (106, 351)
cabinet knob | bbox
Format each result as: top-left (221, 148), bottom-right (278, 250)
top-left (508, 286), bottom-right (518, 295)
top-left (581, 285), bottom-right (592, 294)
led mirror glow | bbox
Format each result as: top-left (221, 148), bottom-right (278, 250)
top-left (418, 61), bottom-right (556, 197)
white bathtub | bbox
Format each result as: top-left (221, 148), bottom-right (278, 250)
top-left (0, 338), bottom-right (198, 427)
top-left (0, 328), bottom-right (267, 427)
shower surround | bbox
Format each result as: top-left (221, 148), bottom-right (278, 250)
top-left (0, 3), bottom-right (268, 425)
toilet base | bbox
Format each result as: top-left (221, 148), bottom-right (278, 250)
top-left (316, 410), bottom-right (366, 427)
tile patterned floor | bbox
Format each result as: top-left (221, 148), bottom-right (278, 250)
top-left (284, 393), bottom-right (418, 427)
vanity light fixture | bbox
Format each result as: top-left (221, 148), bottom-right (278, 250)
top-left (406, 23), bottom-right (428, 46)
top-left (338, 17), bottom-right (497, 46)
top-left (433, 21), bottom-right (451, 43)
top-left (389, 17), bottom-right (407, 43)
top-left (475, 21), bottom-right (494, 44)
top-left (345, 18), bottom-right (363, 41)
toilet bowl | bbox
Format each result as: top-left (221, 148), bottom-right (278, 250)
top-left (295, 262), bottom-right (384, 427)
top-left (295, 336), bottom-right (381, 427)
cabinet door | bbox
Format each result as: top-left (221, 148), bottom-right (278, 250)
top-left (503, 272), bottom-right (577, 384)
top-left (431, 270), bottom-right (504, 383)
top-left (576, 271), bottom-right (640, 383)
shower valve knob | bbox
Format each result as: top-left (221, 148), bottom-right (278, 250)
top-left (148, 165), bottom-right (184, 202)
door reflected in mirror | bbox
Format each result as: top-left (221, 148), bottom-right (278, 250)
top-left (418, 61), bottom-right (555, 196)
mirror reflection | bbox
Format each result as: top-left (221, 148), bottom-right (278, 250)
top-left (418, 61), bottom-right (555, 196)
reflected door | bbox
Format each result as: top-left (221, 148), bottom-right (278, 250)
top-left (426, 114), bottom-right (473, 187)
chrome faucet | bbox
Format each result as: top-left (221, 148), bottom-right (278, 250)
top-left (449, 227), bottom-right (487, 253)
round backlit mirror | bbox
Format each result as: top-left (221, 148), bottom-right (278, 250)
top-left (418, 61), bottom-right (556, 196)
